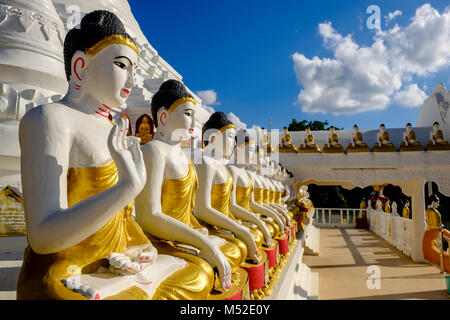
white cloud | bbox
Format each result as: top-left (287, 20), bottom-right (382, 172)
top-left (292, 4), bottom-right (450, 115)
top-left (394, 83), bottom-right (428, 107)
top-left (196, 89), bottom-right (220, 106)
top-left (385, 10), bottom-right (402, 26)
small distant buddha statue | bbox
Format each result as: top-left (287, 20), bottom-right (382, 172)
top-left (376, 199), bottom-right (383, 211)
top-left (358, 198), bottom-right (367, 219)
top-left (135, 115), bottom-right (153, 145)
top-left (425, 194), bottom-right (443, 231)
top-left (372, 124), bottom-right (397, 152)
top-left (278, 127), bottom-right (297, 153)
top-left (322, 126), bottom-right (344, 153)
top-left (298, 127), bottom-right (321, 153)
top-left (399, 123), bottom-right (423, 151)
top-left (260, 128), bottom-right (273, 154)
top-left (402, 200), bottom-right (411, 219)
top-left (16, 11), bottom-right (193, 300)
top-left (346, 124), bottom-right (370, 153)
top-left (426, 122), bottom-right (450, 151)
top-left (384, 199), bottom-right (391, 214)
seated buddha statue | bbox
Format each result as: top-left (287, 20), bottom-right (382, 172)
top-left (423, 194), bottom-right (450, 271)
top-left (346, 124), bottom-right (370, 153)
top-left (384, 199), bottom-right (391, 214)
top-left (426, 122), bottom-right (450, 151)
top-left (195, 112), bottom-right (267, 294)
top-left (402, 200), bottom-right (411, 219)
top-left (322, 126), bottom-right (344, 153)
top-left (135, 80), bottom-right (248, 299)
top-left (228, 129), bottom-right (276, 298)
top-left (399, 123), bottom-right (423, 151)
top-left (260, 128), bottom-right (273, 154)
top-left (16, 11), bottom-right (197, 300)
top-left (278, 127), bottom-right (297, 153)
top-left (246, 147), bottom-right (286, 236)
top-left (135, 115), bottom-right (153, 145)
top-left (298, 127), bottom-right (321, 153)
top-left (372, 124), bottom-right (397, 152)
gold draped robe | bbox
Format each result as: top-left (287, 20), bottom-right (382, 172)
top-left (17, 161), bottom-right (212, 300)
top-left (425, 208), bottom-right (442, 230)
top-left (210, 171), bottom-right (265, 262)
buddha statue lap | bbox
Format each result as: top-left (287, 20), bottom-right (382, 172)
top-left (322, 126), bottom-right (344, 153)
top-left (278, 127), bottom-right (297, 153)
top-left (135, 80), bottom-right (250, 299)
top-left (372, 124), bottom-right (397, 152)
top-left (298, 128), bottom-right (321, 153)
top-left (426, 122), bottom-right (450, 151)
top-left (16, 11), bottom-right (200, 300)
top-left (399, 123), bottom-right (423, 152)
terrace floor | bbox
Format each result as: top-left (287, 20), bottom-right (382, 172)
top-left (303, 228), bottom-right (449, 300)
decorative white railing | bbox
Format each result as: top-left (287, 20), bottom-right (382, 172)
top-left (367, 207), bottom-right (414, 258)
top-left (313, 208), bottom-right (363, 227)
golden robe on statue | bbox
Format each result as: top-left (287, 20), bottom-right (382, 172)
top-left (17, 161), bottom-right (213, 300)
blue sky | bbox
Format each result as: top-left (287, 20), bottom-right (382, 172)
top-left (128, 0), bottom-right (450, 130)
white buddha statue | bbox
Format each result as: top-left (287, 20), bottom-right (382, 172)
top-left (346, 124), bottom-right (370, 153)
top-left (399, 123), bottom-right (423, 151)
top-left (426, 121), bottom-right (450, 151)
top-left (373, 124), bottom-right (396, 152)
top-left (298, 127), bottom-right (321, 153)
top-left (322, 126), bottom-right (344, 153)
top-left (17, 11), bottom-right (192, 300)
top-left (135, 80), bottom-right (250, 299)
top-left (194, 112), bottom-right (265, 282)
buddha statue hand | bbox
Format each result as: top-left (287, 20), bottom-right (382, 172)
top-left (123, 244), bottom-right (158, 266)
top-left (107, 252), bottom-right (150, 274)
top-left (108, 117), bottom-right (147, 196)
top-left (197, 227), bottom-right (209, 236)
top-left (201, 240), bottom-right (232, 290)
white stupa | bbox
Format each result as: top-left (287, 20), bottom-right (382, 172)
top-left (417, 82), bottom-right (450, 140)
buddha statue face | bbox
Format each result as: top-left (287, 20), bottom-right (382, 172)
top-left (210, 127), bottom-right (236, 159)
top-left (69, 43), bottom-right (137, 113)
top-left (379, 125), bottom-right (386, 133)
top-left (330, 126), bottom-right (335, 134)
top-left (353, 125), bottom-right (359, 133)
top-left (283, 127), bottom-right (288, 135)
top-left (405, 200), bottom-right (409, 208)
top-left (305, 127), bottom-right (311, 135)
top-left (433, 122), bottom-right (440, 131)
top-left (406, 124), bottom-right (412, 133)
top-left (163, 101), bottom-right (196, 142)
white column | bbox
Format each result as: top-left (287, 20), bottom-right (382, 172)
top-left (411, 180), bottom-right (426, 262)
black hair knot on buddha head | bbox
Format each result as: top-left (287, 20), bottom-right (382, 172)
top-left (151, 79), bottom-right (193, 128)
top-left (63, 10), bottom-right (135, 81)
top-left (202, 112), bottom-right (233, 147)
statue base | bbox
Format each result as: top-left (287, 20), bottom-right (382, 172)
top-left (276, 234), bottom-right (289, 254)
top-left (209, 267), bottom-right (250, 300)
top-left (278, 144), bottom-right (298, 153)
top-left (297, 144), bottom-right (321, 153)
top-left (263, 241), bottom-right (279, 268)
top-left (241, 251), bottom-right (269, 293)
top-left (425, 142), bottom-right (450, 151)
top-left (399, 142), bottom-right (423, 152)
top-left (372, 144), bottom-right (397, 152)
top-left (346, 143), bottom-right (370, 153)
top-left (322, 144), bottom-right (345, 153)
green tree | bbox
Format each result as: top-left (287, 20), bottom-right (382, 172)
top-left (287, 118), bottom-right (342, 131)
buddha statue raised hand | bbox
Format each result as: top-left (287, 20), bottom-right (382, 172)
top-left (16, 11), bottom-right (191, 300)
top-left (135, 80), bottom-right (242, 298)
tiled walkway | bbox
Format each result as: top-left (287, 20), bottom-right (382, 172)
top-left (303, 228), bottom-right (448, 300)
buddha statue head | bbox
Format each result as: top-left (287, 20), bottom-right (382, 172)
top-left (353, 124), bottom-right (359, 133)
top-left (329, 126), bottom-right (336, 134)
top-left (283, 127), bottom-right (288, 135)
top-left (404, 199), bottom-right (410, 208)
top-left (379, 124), bottom-right (386, 133)
top-left (202, 112), bottom-right (236, 159)
top-left (429, 193), bottom-right (440, 209)
top-left (405, 123), bottom-right (412, 133)
top-left (305, 127), bottom-right (311, 135)
top-left (234, 129), bottom-right (256, 166)
top-left (151, 79), bottom-right (196, 144)
top-left (433, 121), bottom-right (440, 132)
top-left (63, 10), bottom-right (138, 113)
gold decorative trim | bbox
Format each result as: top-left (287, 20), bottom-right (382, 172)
top-left (218, 124), bottom-right (236, 134)
top-left (85, 34), bottom-right (139, 57)
top-left (168, 97), bottom-right (197, 113)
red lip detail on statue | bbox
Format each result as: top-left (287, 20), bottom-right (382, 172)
top-left (189, 128), bottom-right (194, 133)
top-left (122, 89), bottom-right (130, 96)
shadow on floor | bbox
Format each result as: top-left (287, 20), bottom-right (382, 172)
top-left (339, 289), bottom-right (448, 300)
